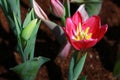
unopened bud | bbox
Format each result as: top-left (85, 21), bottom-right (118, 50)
top-left (50, 0), bottom-right (65, 18)
top-left (33, 0), bottom-right (48, 20)
top-left (21, 19), bottom-right (37, 40)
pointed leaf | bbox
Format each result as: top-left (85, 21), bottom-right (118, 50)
top-left (113, 60), bottom-right (120, 77)
top-left (64, 0), bottom-right (71, 17)
top-left (85, 1), bottom-right (102, 16)
top-left (0, 0), bottom-right (1, 5)
top-left (7, 0), bottom-right (21, 25)
top-left (23, 20), bottom-right (41, 60)
top-left (23, 9), bottom-right (34, 28)
top-left (71, 0), bottom-right (102, 16)
top-left (11, 57), bottom-right (49, 80)
top-left (71, 0), bottom-right (84, 3)
top-left (73, 53), bottom-right (87, 80)
top-left (68, 57), bottom-right (74, 80)
top-left (13, 12), bottom-right (21, 36)
top-left (78, 75), bottom-right (87, 80)
top-left (113, 52), bottom-right (120, 77)
top-left (0, 0), bottom-right (21, 35)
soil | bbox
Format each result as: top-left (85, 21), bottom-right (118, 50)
top-left (0, 0), bottom-right (120, 80)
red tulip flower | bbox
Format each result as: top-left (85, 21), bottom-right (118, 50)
top-left (63, 12), bottom-right (108, 50)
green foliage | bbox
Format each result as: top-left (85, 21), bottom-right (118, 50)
top-left (113, 61), bottom-right (120, 77)
top-left (64, 0), bottom-right (71, 17)
top-left (68, 57), bottom-right (74, 80)
top-left (73, 53), bottom-right (87, 80)
top-left (13, 9), bottom-right (41, 62)
top-left (85, 0), bottom-right (102, 16)
top-left (78, 76), bottom-right (87, 80)
top-left (13, 13), bottom-right (21, 37)
top-left (23, 9), bottom-right (35, 28)
top-left (0, 1), bottom-right (48, 80)
top-left (11, 57), bottom-right (49, 80)
top-left (68, 52), bottom-right (87, 80)
top-left (7, 0), bottom-right (21, 24)
top-left (22, 20), bottom-right (41, 60)
top-left (0, 0), bottom-right (21, 35)
top-left (71, 0), bottom-right (102, 16)
top-left (113, 52), bottom-right (120, 78)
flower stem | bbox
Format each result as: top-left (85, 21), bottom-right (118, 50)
top-left (61, 16), bottom-right (66, 26)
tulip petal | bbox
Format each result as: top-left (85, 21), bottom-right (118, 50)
top-left (70, 39), bottom-right (87, 50)
top-left (70, 39), bottom-right (97, 50)
top-left (65, 18), bottom-right (76, 36)
top-left (96, 24), bottom-right (108, 41)
top-left (50, 0), bottom-right (65, 17)
top-left (82, 16), bottom-right (100, 33)
top-left (72, 12), bottom-right (82, 26)
top-left (33, 0), bottom-right (48, 20)
top-left (84, 39), bottom-right (98, 49)
top-left (77, 4), bottom-right (89, 21)
top-left (71, 40), bottom-right (84, 50)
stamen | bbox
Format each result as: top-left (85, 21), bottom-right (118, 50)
top-left (72, 23), bottom-right (92, 41)
top-left (84, 27), bottom-right (89, 35)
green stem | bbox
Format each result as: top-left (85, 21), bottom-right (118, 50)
top-left (61, 16), bottom-right (66, 26)
top-left (18, 37), bottom-right (26, 62)
top-left (67, 0), bottom-right (71, 17)
top-left (29, 38), bottom-right (36, 60)
top-left (64, 0), bottom-right (71, 18)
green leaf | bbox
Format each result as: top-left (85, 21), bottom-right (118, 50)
top-left (7, 0), bottom-right (21, 25)
top-left (68, 57), bottom-right (75, 80)
top-left (0, 0), bottom-right (21, 35)
top-left (28, 20), bottom-right (41, 60)
top-left (64, 0), bottom-right (71, 17)
top-left (17, 37), bottom-right (26, 62)
top-left (113, 51), bottom-right (120, 77)
top-left (23, 9), bottom-right (34, 28)
top-left (70, 0), bottom-right (102, 16)
top-left (73, 53), bottom-right (87, 80)
top-left (71, 0), bottom-right (84, 3)
top-left (0, 0), bottom-right (1, 5)
top-left (23, 36), bottom-right (35, 60)
top-left (8, 16), bottom-right (18, 35)
top-left (13, 12), bottom-right (21, 36)
top-left (0, 0), bottom-right (8, 13)
top-left (113, 60), bottom-right (120, 77)
top-left (78, 75), bottom-right (87, 80)
top-left (23, 20), bottom-right (41, 60)
top-left (85, 0), bottom-right (102, 16)
top-left (11, 57), bottom-right (49, 80)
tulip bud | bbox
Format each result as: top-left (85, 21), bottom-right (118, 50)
top-left (50, 0), bottom-right (65, 18)
top-left (33, 0), bottom-right (48, 20)
top-left (21, 19), bottom-right (37, 40)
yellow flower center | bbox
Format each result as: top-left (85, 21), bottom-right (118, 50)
top-left (72, 23), bottom-right (92, 41)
